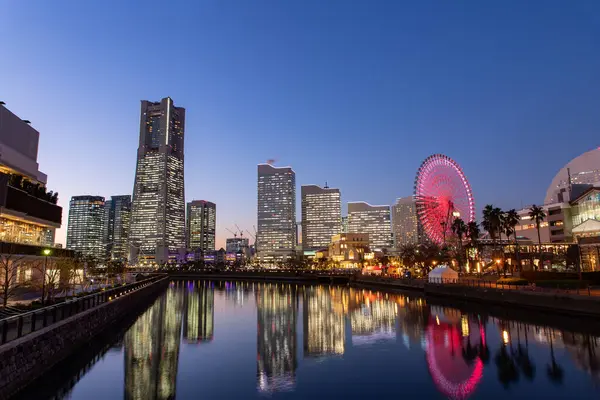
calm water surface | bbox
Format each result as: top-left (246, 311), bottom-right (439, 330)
top-left (28, 281), bottom-right (600, 399)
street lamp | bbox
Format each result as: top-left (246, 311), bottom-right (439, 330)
top-left (495, 258), bottom-right (501, 274)
top-left (41, 248), bottom-right (51, 305)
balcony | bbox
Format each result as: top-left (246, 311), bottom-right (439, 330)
top-left (0, 174), bottom-right (62, 226)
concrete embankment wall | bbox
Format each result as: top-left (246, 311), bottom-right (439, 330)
top-left (424, 284), bottom-right (600, 318)
top-left (350, 277), bottom-right (600, 318)
top-left (0, 277), bottom-right (169, 399)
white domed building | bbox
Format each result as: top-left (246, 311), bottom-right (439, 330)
top-left (545, 148), bottom-right (600, 204)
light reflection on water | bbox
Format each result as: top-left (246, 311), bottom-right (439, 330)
top-left (31, 281), bottom-right (600, 399)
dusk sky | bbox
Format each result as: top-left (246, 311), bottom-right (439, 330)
top-left (2, 1), bottom-right (599, 248)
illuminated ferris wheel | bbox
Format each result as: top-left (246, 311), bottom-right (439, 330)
top-left (414, 154), bottom-right (475, 245)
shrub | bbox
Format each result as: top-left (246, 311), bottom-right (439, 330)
top-left (497, 277), bottom-right (528, 286)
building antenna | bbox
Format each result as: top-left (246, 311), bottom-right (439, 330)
top-left (324, 181), bottom-right (329, 189)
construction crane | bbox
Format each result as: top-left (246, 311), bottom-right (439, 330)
top-left (225, 228), bottom-right (237, 238)
top-left (235, 224), bottom-right (244, 238)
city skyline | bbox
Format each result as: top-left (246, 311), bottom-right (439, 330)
top-left (2, 1), bottom-right (600, 249)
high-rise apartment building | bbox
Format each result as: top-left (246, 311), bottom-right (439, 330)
top-left (392, 196), bottom-right (421, 250)
top-left (186, 200), bottom-right (216, 252)
top-left (257, 164), bottom-right (296, 265)
top-left (301, 185), bottom-right (341, 252)
top-left (129, 97), bottom-right (186, 265)
top-left (102, 195), bottom-right (132, 262)
top-left (66, 196), bottom-right (105, 259)
top-left (347, 202), bottom-right (392, 251)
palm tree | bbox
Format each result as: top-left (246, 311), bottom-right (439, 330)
top-left (451, 217), bottom-right (468, 273)
top-left (529, 205), bottom-right (546, 271)
top-left (504, 209), bottom-right (521, 273)
top-left (483, 205), bottom-right (504, 271)
top-left (466, 221), bottom-right (481, 273)
top-left (546, 331), bottom-right (564, 384)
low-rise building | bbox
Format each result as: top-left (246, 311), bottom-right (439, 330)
top-left (328, 233), bottom-right (370, 268)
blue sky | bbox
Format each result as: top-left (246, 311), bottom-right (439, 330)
top-left (1, 1), bottom-right (599, 247)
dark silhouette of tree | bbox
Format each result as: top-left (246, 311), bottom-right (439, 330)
top-left (495, 344), bottom-right (520, 388)
top-left (529, 205), bottom-right (546, 271)
top-left (462, 336), bottom-right (479, 366)
top-left (451, 218), bottom-right (467, 273)
top-left (546, 333), bottom-right (564, 385)
top-left (503, 209), bottom-right (521, 273)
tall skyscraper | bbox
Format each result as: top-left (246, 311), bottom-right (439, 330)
top-left (392, 196), bottom-right (421, 250)
top-left (347, 202), bottom-right (392, 251)
top-left (257, 164), bottom-right (296, 265)
top-left (103, 195), bottom-right (132, 262)
top-left (129, 97), bottom-right (186, 265)
top-left (301, 185), bottom-right (341, 252)
top-left (66, 195), bottom-right (105, 259)
top-left (186, 200), bottom-right (216, 252)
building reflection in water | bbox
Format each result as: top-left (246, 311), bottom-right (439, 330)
top-left (183, 281), bottom-right (214, 343)
top-left (223, 281), bottom-right (251, 307)
top-left (349, 290), bottom-right (397, 346)
top-left (256, 283), bottom-right (297, 393)
top-left (124, 282), bottom-right (184, 400)
top-left (303, 286), bottom-right (345, 357)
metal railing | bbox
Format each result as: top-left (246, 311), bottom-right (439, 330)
top-left (426, 277), bottom-right (594, 296)
top-left (0, 275), bottom-right (165, 345)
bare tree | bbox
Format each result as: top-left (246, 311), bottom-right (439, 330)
top-left (31, 258), bottom-right (63, 304)
top-left (0, 253), bottom-right (26, 307)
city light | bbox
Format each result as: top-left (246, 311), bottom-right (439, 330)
top-left (502, 330), bottom-right (510, 344)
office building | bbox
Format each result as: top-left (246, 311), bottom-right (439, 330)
top-left (102, 195), bottom-right (131, 262)
top-left (0, 104), bottom-right (61, 247)
top-left (257, 164), bottom-right (296, 265)
top-left (186, 200), bottom-right (216, 252)
top-left (66, 196), bottom-right (105, 260)
top-left (347, 202), bottom-right (392, 251)
top-left (129, 97), bottom-right (186, 265)
top-left (392, 196), bottom-right (421, 249)
top-left (301, 185), bottom-right (342, 252)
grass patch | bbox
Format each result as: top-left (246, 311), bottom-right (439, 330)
top-left (497, 277), bottom-right (529, 286)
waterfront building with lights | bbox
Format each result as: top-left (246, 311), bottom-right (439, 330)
top-left (129, 97), bottom-right (186, 265)
top-left (347, 202), bottom-right (392, 251)
top-left (186, 200), bottom-right (216, 253)
top-left (102, 195), bottom-right (131, 262)
top-left (0, 104), bottom-right (61, 247)
top-left (256, 164), bottom-right (296, 265)
top-left (66, 196), bottom-right (105, 260)
top-left (301, 185), bottom-right (342, 253)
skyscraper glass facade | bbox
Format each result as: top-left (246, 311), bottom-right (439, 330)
top-left (301, 185), bottom-right (341, 251)
top-left (186, 201), bottom-right (216, 252)
top-left (103, 195), bottom-right (132, 262)
top-left (129, 98), bottom-right (185, 264)
top-left (66, 195), bottom-right (105, 259)
top-left (257, 164), bottom-right (296, 265)
top-left (392, 196), bottom-right (420, 250)
top-left (347, 202), bottom-right (392, 251)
